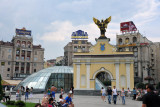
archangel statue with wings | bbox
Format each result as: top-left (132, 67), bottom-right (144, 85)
top-left (93, 16), bottom-right (111, 38)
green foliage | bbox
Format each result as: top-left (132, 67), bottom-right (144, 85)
top-left (0, 74), bottom-right (3, 101)
top-left (6, 101), bottom-right (15, 105)
top-left (15, 100), bottom-right (25, 107)
top-left (2, 102), bottom-right (36, 107)
top-left (156, 82), bottom-right (160, 89)
top-left (136, 82), bottom-right (145, 89)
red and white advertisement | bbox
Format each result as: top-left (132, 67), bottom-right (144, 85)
top-left (120, 21), bottom-right (137, 33)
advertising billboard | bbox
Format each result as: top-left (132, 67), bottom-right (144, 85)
top-left (120, 21), bottom-right (137, 33)
top-left (16, 28), bottom-right (31, 36)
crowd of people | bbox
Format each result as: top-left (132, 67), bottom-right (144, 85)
top-left (101, 85), bottom-right (160, 106)
top-left (35, 85), bottom-right (74, 107)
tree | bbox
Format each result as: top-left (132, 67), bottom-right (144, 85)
top-left (0, 74), bottom-right (3, 101)
top-left (136, 82), bottom-right (145, 89)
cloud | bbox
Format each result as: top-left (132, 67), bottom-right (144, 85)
top-left (40, 20), bottom-right (119, 45)
top-left (56, 0), bottom-right (92, 12)
top-left (131, 0), bottom-right (160, 26)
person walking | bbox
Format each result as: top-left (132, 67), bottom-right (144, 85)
top-left (29, 87), bottom-right (33, 99)
top-left (112, 86), bottom-right (118, 104)
top-left (107, 87), bottom-right (112, 104)
top-left (101, 87), bottom-right (106, 102)
top-left (142, 84), bottom-right (160, 107)
top-left (4, 88), bottom-right (11, 102)
top-left (127, 88), bottom-right (131, 97)
top-left (121, 88), bottom-right (125, 105)
top-left (50, 84), bottom-right (57, 100)
top-left (132, 88), bottom-right (137, 100)
top-left (61, 87), bottom-right (64, 95)
top-left (25, 86), bottom-right (29, 100)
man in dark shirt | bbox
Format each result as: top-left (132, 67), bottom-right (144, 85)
top-left (142, 84), bottom-right (160, 107)
top-left (107, 87), bottom-right (112, 104)
top-left (25, 86), bottom-right (29, 100)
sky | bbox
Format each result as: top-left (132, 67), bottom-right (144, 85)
top-left (0, 0), bottom-right (160, 60)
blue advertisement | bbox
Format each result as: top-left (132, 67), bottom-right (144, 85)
top-left (16, 29), bottom-right (31, 36)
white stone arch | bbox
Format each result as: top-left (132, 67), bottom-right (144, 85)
top-left (92, 67), bottom-right (113, 80)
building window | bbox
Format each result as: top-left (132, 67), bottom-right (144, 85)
top-left (34, 57), bottom-right (37, 61)
top-left (8, 49), bottom-right (12, 53)
top-left (27, 41), bottom-right (31, 48)
top-left (16, 62), bottom-right (19, 65)
top-left (81, 41), bottom-right (85, 44)
top-left (21, 62), bottom-right (25, 67)
top-left (125, 38), bottom-right (129, 44)
top-left (82, 46), bottom-right (85, 51)
top-left (35, 51), bottom-right (37, 55)
top-left (7, 68), bottom-right (10, 71)
top-left (7, 74), bottom-right (10, 77)
top-left (21, 56), bottom-right (25, 60)
top-left (16, 50), bottom-right (20, 55)
top-left (8, 55), bottom-right (11, 59)
top-left (16, 40), bottom-right (21, 47)
top-left (118, 38), bottom-right (123, 45)
top-left (34, 69), bottom-right (36, 72)
top-left (22, 41), bottom-right (26, 47)
top-left (27, 57), bottom-right (30, 61)
top-left (34, 63), bottom-right (37, 67)
top-left (133, 37), bottom-right (137, 43)
top-left (74, 41), bottom-right (78, 44)
top-left (74, 46), bottom-right (77, 52)
top-left (119, 48), bottom-right (123, 52)
top-left (8, 62), bottom-right (10, 65)
top-left (1, 62), bottom-right (5, 66)
top-left (16, 56), bottom-right (19, 60)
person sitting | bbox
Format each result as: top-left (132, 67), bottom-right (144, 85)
top-left (41, 97), bottom-right (52, 107)
top-left (64, 93), bottom-right (74, 107)
top-left (136, 92), bottom-right (142, 101)
top-left (59, 94), bottom-right (67, 107)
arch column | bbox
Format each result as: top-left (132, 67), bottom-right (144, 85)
top-left (126, 62), bottom-right (131, 89)
top-left (86, 63), bottom-right (90, 89)
top-left (115, 62), bottom-right (120, 90)
top-left (76, 64), bottom-right (81, 89)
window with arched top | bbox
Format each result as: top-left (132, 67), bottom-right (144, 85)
top-left (27, 41), bottom-right (31, 48)
top-left (125, 38), bottom-right (129, 44)
top-left (118, 38), bottom-right (123, 45)
top-left (17, 40), bottom-right (21, 47)
top-left (22, 41), bottom-right (26, 47)
top-left (133, 37), bottom-right (137, 43)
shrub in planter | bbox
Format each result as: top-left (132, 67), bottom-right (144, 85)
top-left (6, 100), bottom-right (15, 105)
top-left (15, 100), bottom-right (25, 107)
top-left (10, 101), bottom-right (15, 105)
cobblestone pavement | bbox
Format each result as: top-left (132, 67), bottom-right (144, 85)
top-left (10, 93), bottom-right (142, 107)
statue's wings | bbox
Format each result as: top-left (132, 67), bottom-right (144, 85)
top-left (93, 17), bottom-right (100, 27)
top-left (104, 16), bottom-right (111, 27)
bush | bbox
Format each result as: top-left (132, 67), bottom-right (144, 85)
top-left (15, 100), bottom-right (25, 107)
top-left (6, 100), bottom-right (15, 105)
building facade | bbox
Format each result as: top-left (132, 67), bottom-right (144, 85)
top-left (0, 30), bottom-right (44, 80)
top-left (64, 30), bottom-right (92, 66)
top-left (116, 32), bottom-right (159, 84)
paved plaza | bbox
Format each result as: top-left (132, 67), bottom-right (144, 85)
top-left (7, 93), bottom-right (142, 107)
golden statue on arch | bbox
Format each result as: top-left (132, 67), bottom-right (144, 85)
top-left (93, 16), bottom-right (111, 38)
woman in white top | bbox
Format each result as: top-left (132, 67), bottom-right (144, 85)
top-left (101, 87), bottom-right (106, 102)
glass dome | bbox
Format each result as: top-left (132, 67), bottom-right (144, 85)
top-left (15, 66), bottom-right (73, 92)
